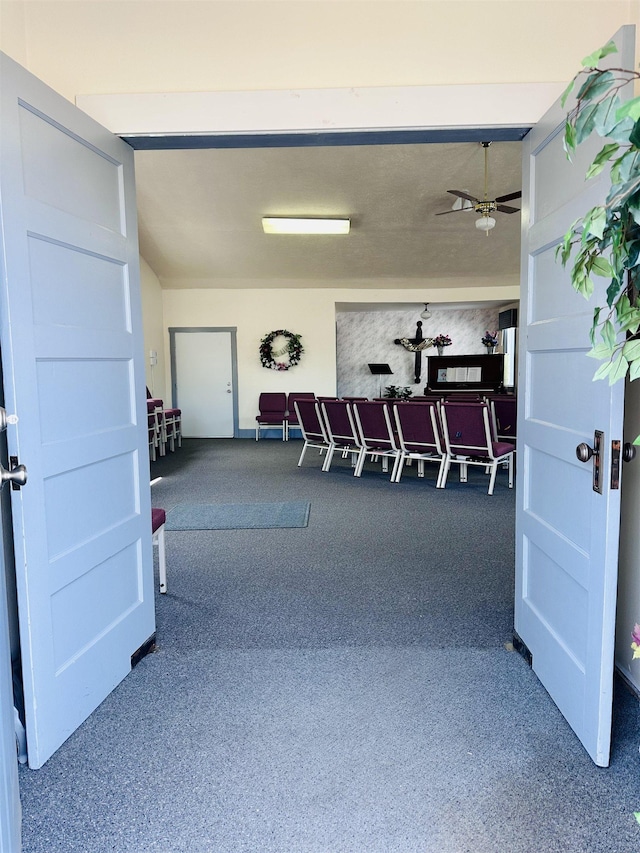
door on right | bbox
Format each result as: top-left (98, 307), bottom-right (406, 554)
top-left (515, 25), bottom-right (634, 766)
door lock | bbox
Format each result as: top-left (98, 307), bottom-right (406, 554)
top-left (623, 442), bottom-right (637, 463)
top-left (0, 407), bottom-right (19, 432)
top-left (1, 457), bottom-right (27, 490)
top-left (576, 430), bottom-right (603, 494)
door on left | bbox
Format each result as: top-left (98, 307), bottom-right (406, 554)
top-left (0, 52), bottom-right (154, 770)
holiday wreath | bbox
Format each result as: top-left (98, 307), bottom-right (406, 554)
top-left (259, 329), bottom-right (304, 371)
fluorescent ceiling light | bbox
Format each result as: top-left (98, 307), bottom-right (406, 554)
top-left (262, 217), bottom-right (350, 235)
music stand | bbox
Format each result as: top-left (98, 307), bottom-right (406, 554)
top-left (368, 363), bottom-right (393, 398)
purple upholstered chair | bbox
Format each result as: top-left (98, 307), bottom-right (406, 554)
top-left (393, 402), bottom-right (447, 486)
top-left (255, 392), bottom-right (287, 441)
top-left (152, 508), bottom-right (167, 594)
top-left (440, 402), bottom-right (515, 495)
top-left (320, 399), bottom-right (362, 472)
top-left (294, 399), bottom-right (330, 467)
top-left (488, 396), bottom-right (517, 443)
top-left (351, 401), bottom-right (400, 480)
top-left (285, 392), bottom-right (316, 440)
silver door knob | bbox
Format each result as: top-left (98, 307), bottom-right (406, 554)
top-left (0, 463), bottom-right (27, 489)
top-left (576, 443), bottom-right (594, 463)
top-left (623, 442), bottom-right (637, 463)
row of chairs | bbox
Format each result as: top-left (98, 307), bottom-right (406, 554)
top-left (256, 391), bottom-right (517, 446)
top-left (294, 398), bottom-right (516, 495)
top-left (147, 393), bottom-right (183, 461)
top-left (255, 392), bottom-right (316, 440)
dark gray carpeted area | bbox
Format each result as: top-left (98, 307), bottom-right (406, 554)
top-left (165, 501), bottom-right (310, 530)
top-left (18, 439), bottom-right (640, 852)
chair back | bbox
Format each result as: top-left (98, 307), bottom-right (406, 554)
top-left (490, 397), bottom-right (517, 441)
top-left (286, 393), bottom-right (316, 426)
top-left (352, 401), bottom-right (396, 452)
top-left (321, 399), bottom-right (359, 448)
top-left (258, 392), bottom-right (287, 415)
top-left (295, 399), bottom-right (328, 443)
top-left (393, 402), bottom-right (442, 455)
top-left (441, 402), bottom-right (491, 456)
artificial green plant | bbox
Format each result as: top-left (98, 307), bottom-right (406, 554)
top-left (557, 41), bottom-right (640, 444)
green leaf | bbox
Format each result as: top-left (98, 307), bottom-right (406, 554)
top-left (631, 358), bottom-right (640, 382)
top-left (587, 342), bottom-right (615, 359)
top-left (594, 95), bottom-right (622, 136)
top-left (606, 116), bottom-right (635, 144)
top-left (576, 70), bottom-right (614, 102)
top-left (591, 256), bottom-right (614, 277)
top-left (586, 207), bottom-right (607, 239)
top-left (593, 360), bottom-right (614, 380)
top-left (630, 118), bottom-right (640, 148)
top-left (575, 101), bottom-right (600, 145)
top-left (564, 120), bottom-right (576, 158)
top-left (616, 97), bottom-right (640, 122)
top-left (608, 350), bottom-right (629, 384)
top-left (560, 77), bottom-right (576, 108)
top-left (622, 339), bottom-right (640, 360)
top-left (581, 41), bottom-right (617, 67)
top-left (602, 319), bottom-right (617, 348)
top-left (606, 278), bottom-right (623, 307)
top-left (585, 142), bottom-right (620, 179)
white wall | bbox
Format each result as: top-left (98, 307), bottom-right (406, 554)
top-left (162, 288), bottom-right (339, 433)
top-left (140, 257), bottom-right (167, 402)
top-left (1, 2), bottom-right (637, 101)
top-left (337, 306), bottom-right (501, 397)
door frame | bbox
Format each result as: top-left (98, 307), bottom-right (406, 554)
top-left (169, 327), bottom-right (239, 438)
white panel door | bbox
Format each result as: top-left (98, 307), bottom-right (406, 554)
top-left (0, 53), bottom-right (154, 768)
top-left (515, 27), bottom-right (633, 767)
top-left (173, 330), bottom-right (235, 438)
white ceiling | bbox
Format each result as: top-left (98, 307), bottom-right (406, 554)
top-left (134, 139), bottom-right (523, 290)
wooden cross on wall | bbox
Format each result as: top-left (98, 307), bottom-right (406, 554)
top-left (394, 320), bottom-right (433, 384)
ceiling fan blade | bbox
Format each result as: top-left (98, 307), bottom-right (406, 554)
top-left (496, 204), bottom-right (521, 214)
top-left (494, 190), bottom-right (522, 203)
top-left (435, 208), bottom-right (467, 216)
top-left (447, 190), bottom-right (479, 204)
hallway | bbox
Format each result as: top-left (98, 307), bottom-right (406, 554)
top-left (18, 439), bottom-right (639, 852)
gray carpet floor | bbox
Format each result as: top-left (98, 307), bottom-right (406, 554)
top-left (18, 439), bottom-right (640, 852)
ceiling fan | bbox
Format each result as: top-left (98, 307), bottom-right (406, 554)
top-left (435, 141), bottom-right (521, 232)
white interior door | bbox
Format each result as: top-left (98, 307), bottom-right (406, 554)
top-left (515, 26), bottom-right (633, 767)
top-left (172, 329), bottom-right (235, 438)
top-left (0, 53), bottom-right (154, 768)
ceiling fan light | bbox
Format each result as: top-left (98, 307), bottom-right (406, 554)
top-left (262, 216), bottom-right (350, 235)
top-left (420, 303), bottom-right (432, 319)
top-left (475, 215), bottom-right (496, 233)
